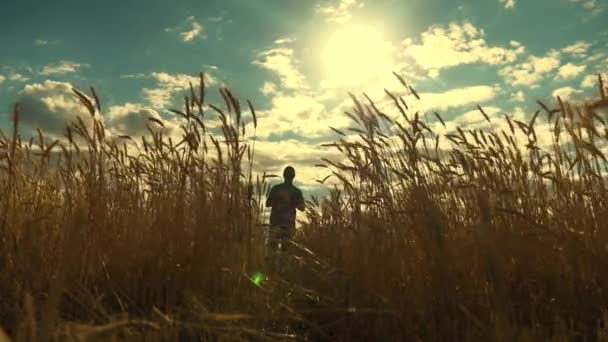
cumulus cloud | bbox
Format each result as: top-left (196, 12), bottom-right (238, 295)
top-left (569, 0), bottom-right (604, 14)
top-left (562, 41), bottom-right (591, 58)
top-left (274, 37), bottom-right (294, 45)
top-left (552, 86), bottom-right (583, 100)
top-left (181, 21), bottom-right (203, 42)
top-left (401, 21), bottom-right (525, 75)
top-left (505, 108), bottom-right (554, 148)
top-left (556, 63), bottom-right (586, 80)
top-left (106, 103), bottom-right (178, 137)
top-left (257, 95), bottom-right (324, 137)
top-left (120, 73), bottom-right (147, 79)
top-left (455, 106), bottom-right (502, 125)
top-left (255, 92), bottom-right (353, 139)
top-left (571, 0), bottom-right (596, 8)
top-left (331, 83), bottom-right (499, 130)
top-left (260, 81), bottom-right (277, 96)
top-left (499, 49), bottom-right (561, 86)
top-left (315, 0), bottom-right (363, 24)
top-left (9, 73), bottom-right (28, 82)
top-left (500, 0), bottom-right (516, 9)
top-left (207, 16), bottom-right (224, 23)
top-left (12, 80), bottom-right (99, 136)
top-left (150, 72), bottom-right (202, 88)
top-left (432, 106), bottom-right (554, 150)
top-left (32, 39), bottom-right (60, 47)
top-left (142, 72), bottom-right (216, 109)
top-left (40, 60), bottom-right (86, 76)
top-left (142, 88), bottom-right (173, 109)
top-left (166, 16), bottom-right (205, 42)
top-left (253, 139), bottom-right (344, 186)
top-left (253, 47), bottom-right (307, 90)
top-left (585, 53), bottom-right (606, 66)
top-left (0, 67), bottom-right (29, 85)
top-left (581, 73), bottom-right (608, 88)
top-left (417, 85), bottom-right (499, 111)
top-left (252, 83), bottom-right (497, 188)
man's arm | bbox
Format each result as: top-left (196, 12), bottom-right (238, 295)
top-left (296, 189), bottom-right (305, 211)
top-left (265, 186), bottom-right (275, 208)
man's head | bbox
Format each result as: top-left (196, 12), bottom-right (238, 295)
top-left (283, 166), bottom-right (295, 183)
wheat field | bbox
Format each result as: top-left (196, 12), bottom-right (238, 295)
top-left (1, 72), bottom-right (608, 341)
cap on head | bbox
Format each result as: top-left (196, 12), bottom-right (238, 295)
top-left (283, 166), bottom-right (295, 180)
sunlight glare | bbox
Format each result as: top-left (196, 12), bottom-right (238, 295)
top-left (324, 27), bottom-right (392, 86)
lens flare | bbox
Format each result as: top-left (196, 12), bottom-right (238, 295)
top-left (251, 271), bottom-right (265, 285)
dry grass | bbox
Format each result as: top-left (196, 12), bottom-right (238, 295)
top-left (1, 72), bottom-right (608, 341)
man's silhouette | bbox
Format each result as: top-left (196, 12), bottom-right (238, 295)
top-left (265, 166), bottom-right (305, 251)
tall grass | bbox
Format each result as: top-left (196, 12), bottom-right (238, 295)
top-left (1, 72), bottom-right (608, 341)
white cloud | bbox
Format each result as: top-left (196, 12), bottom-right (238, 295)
top-left (562, 41), bottom-right (591, 58)
top-left (253, 139), bottom-right (344, 186)
top-left (142, 72), bottom-right (216, 109)
top-left (433, 106), bottom-right (555, 149)
top-left (514, 91), bottom-right (525, 102)
top-left (13, 80), bottom-right (100, 136)
top-left (274, 37), bottom-right (294, 45)
top-left (499, 49), bottom-right (561, 86)
top-left (32, 39), bottom-right (60, 46)
top-left (552, 86), bottom-right (583, 100)
top-left (150, 72), bottom-right (202, 88)
top-left (315, 0), bottom-right (363, 24)
top-left (256, 93), bottom-right (351, 139)
top-left (417, 85), bottom-right (499, 111)
top-left (586, 53), bottom-right (606, 64)
top-left (207, 16), bottom-right (224, 23)
top-left (332, 83), bottom-right (499, 128)
top-left (106, 103), bottom-right (178, 137)
top-left (166, 16), bottom-right (205, 42)
top-left (556, 63), bottom-right (586, 80)
top-left (40, 60), bottom-right (86, 76)
top-left (581, 73), bottom-right (608, 88)
top-left (181, 21), bottom-right (203, 42)
top-left (0, 67), bottom-right (30, 87)
top-left (257, 95), bottom-right (324, 137)
top-left (142, 88), bottom-right (173, 109)
top-left (401, 21), bottom-right (525, 75)
top-left (120, 73), bottom-right (147, 79)
top-left (428, 69), bottom-right (440, 79)
top-left (500, 0), bottom-right (516, 9)
top-left (569, 0), bottom-right (604, 13)
top-left (506, 108), bottom-right (553, 148)
top-left (9, 73), bottom-right (28, 82)
top-left (253, 48), bottom-right (307, 90)
top-left (260, 81), bottom-right (277, 96)
top-left (455, 106), bottom-right (501, 125)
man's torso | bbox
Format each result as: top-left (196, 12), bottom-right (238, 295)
top-left (269, 183), bottom-right (301, 227)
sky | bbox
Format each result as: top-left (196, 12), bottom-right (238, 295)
top-left (0, 0), bottom-right (607, 193)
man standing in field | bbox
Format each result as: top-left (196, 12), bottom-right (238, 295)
top-left (265, 166), bottom-right (305, 252)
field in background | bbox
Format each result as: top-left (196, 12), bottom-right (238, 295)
top-left (1, 73), bottom-right (608, 341)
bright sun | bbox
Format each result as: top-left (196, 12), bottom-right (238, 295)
top-left (324, 27), bottom-right (392, 86)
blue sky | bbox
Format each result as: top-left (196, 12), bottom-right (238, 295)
top-left (0, 0), bottom-right (607, 189)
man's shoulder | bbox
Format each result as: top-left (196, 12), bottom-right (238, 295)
top-left (286, 183), bottom-right (301, 191)
top-left (272, 183), bottom-right (286, 191)
top-left (273, 182), bottom-right (302, 194)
